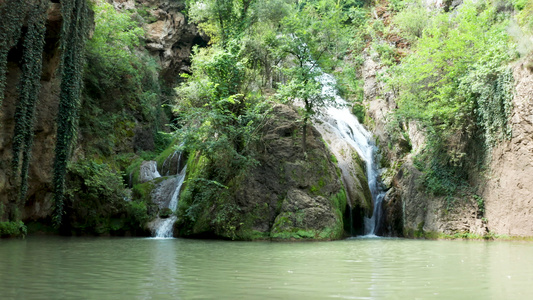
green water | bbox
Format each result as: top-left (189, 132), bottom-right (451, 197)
top-left (1, 237), bottom-right (532, 299)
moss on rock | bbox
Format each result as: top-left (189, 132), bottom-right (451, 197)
top-left (174, 104), bottom-right (366, 240)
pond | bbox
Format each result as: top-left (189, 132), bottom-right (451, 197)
top-left (1, 236), bottom-right (532, 299)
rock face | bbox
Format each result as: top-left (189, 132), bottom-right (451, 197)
top-left (115, 0), bottom-right (208, 83)
top-left (314, 116), bottom-right (373, 234)
top-left (176, 104), bottom-right (356, 240)
top-left (139, 161), bottom-right (161, 183)
top-left (0, 3), bottom-right (63, 222)
top-left (0, 1), bottom-right (204, 224)
top-left (363, 55), bottom-right (487, 237)
top-left (481, 62), bottom-right (533, 236)
top-left (364, 55), bottom-right (533, 238)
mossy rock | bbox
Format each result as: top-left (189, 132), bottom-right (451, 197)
top-left (174, 104), bottom-right (349, 241)
top-left (159, 208), bottom-right (173, 218)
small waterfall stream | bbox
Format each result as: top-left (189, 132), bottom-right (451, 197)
top-left (315, 72), bottom-right (386, 236)
top-left (153, 165), bottom-right (187, 238)
top-left (147, 151), bottom-right (187, 239)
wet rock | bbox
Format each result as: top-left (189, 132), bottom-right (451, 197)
top-left (139, 161), bottom-right (161, 183)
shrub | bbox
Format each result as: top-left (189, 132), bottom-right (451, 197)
top-left (0, 221), bottom-right (27, 238)
top-left (392, 0), bottom-right (431, 42)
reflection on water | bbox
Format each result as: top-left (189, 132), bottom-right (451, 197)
top-left (1, 237), bottom-right (532, 299)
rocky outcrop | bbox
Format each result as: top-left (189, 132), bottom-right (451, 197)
top-left (363, 49), bottom-right (533, 238)
top-left (0, 3), bottom-right (63, 222)
top-left (481, 61), bottom-right (533, 236)
top-left (393, 160), bottom-right (488, 238)
top-left (0, 0), bottom-right (205, 226)
top-left (114, 0), bottom-right (208, 84)
top-left (176, 104), bottom-right (356, 240)
top-left (314, 116), bottom-right (373, 234)
top-left (362, 55), bottom-right (488, 237)
top-left (139, 161), bottom-right (161, 183)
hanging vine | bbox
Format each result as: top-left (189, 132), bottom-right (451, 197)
top-left (0, 0), bottom-right (27, 108)
top-left (11, 0), bottom-right (49, 203)
top-left (52, 0), bottom-right (90, 226)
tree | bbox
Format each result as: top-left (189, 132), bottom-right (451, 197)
top-left (277, 38), bottom-right (333, 154)
top-left (188, 0), bottom-right (256, 46)
top-left (276, 3), bottom-right (343, 154)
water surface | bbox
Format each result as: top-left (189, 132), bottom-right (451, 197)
top-left (1, 237), bottom-right (532, 299)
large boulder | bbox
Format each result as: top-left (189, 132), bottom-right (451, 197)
top-left (176, 104), bottom-right (363, 240)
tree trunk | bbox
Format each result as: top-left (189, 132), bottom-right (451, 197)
top-left (302, 117), bottom-right (307, 154)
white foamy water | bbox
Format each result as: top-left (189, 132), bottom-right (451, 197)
top-left (316, 72), bottom-right (386, 235)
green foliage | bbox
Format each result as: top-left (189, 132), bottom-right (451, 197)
top-left (392, 0), bottom-right (431, 42)
top-left (0, 0), bottom-right (26, 107)
top-left (512, 0), bottom-right (529, 10)
top-left (11, 0), bottom-right (48, 203)
top-left (323, 3), bottom-right (369, 118)
top-left (126, 200), bottom-right (151, 229)
top-left (66, 159), bottom-right (125, 203)
top-left (85, 0), bottom-right (146, 91)
top-left (474, 194), bottom-right (485, 214)
top-left (0, 221), bottom-right (27, 238)
top-left (53, 0), bottom-right (91, 227)
top-left (82, 0), bottom-right (163, 158)
top-left (517, 0), bottom-right (533, 31)
top-left (65, 159), bottom-right (151, 235)
top-left (175, 46), bottom-right (264, 183)
top-left (188, 0), bottom-right (255, 45)
top-left (159, 208), bottom-right (173, 218)
top-left (276, 6), bottom-right (346, 152)
top-left (388, 1), bottom-right (515, 195)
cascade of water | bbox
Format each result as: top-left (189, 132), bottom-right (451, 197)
top-left (316, 72), bottom-right (386, 236)
top-left (140, 161), bottom-right (161, 183)
top-left (161, 143), bottom-right (185, 176)
top-left (161, 151), bottom-right (178, 176)
top-left (153, 153), bottom-right (187, 238)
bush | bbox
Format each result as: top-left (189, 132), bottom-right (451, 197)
top-left (64, 159), bottom-right (151, 235)
top-left (66, 159), bottom-right (126, 204)
top-left (392, 0), bottom-right (431, 42)
top-left (159, 208), bottom-right (173, 218)
top-left (0, 221), bottom-right (27, 238)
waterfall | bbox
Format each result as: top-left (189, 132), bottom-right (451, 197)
top-left (161, 146), bottom-right (184, 176)
top-left (140, 161), bottom-right (161, 183)
top-left (151, 152), bottom-right (187, 239)
top-left (315, 72), bottom-right (386, 236)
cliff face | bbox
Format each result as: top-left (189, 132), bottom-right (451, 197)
top-left (0, 0), bottom-right (205, 224)
top-left (363, 55), bottom-right (486, 238)
top-left (0, 3), bottom-right (63, 221)
top-left (482, 62), bottom-right (533, 236)
top-left (114, 0), bottom-right (208, 84)
top-left (364, 54), bottom-right (533, 238)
